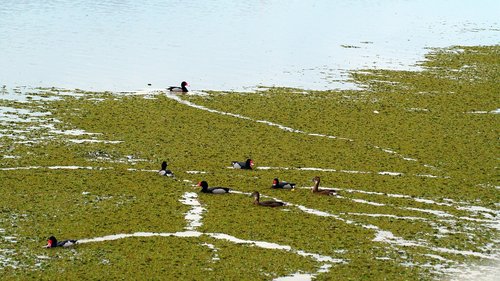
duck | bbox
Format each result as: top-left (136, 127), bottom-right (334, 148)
top-left (251, 191), bottom-right (285, 207)
top-left (158, 161), bottom-right (174, 177)
top-left (271, 178), bottom-right (296, 189)
top-left (231, 158), bottom-right (254, 169)
top-left (198, 181), bottom-right (230, 194)
top-left (167, 81), bottom-right (189, 93)
top-left (44, 236), bottom-right (77, 248)
top-left (311, 176), bottom-right (338, 195)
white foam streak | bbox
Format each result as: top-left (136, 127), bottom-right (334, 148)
top-left (164, 92), bottom-right (252, 121)
top-left (351, 199), bottom-right (386, 206)
top-left (227, 190), bottom-right (253, 196)
top-left (430, 247), bottom-right (495, 259)
top-left (208, 232), bottom-right (345, 265)
top-left (378, 171), bottom-right (403, 176)
top-left (0, 165), bottom-right (112, 171)
top-left (373, 230), bottom-right (422, 247)
top-left (127, 168), bottom-right (158, 173)
top-left (77, 231), bottom-right (203, 244)
top-left (404, 207), bottom-right (454, 217)
top-left (201, 242), bottom-right (220, 261)
top-left (446, 260), bottom-right (500, 281)
top-left (179, 192), bottom-right (204, 231)
top-left (255, 192), bottom-right (422, 250)
top-left (47, 166), bottom-right (94, 170)
top-left (295, 205), bottom-right (338, 218)
top-left (273, 273), bottom-right (312, 281)
top-left (347, 212), bottom-right (428, 221)
top-left (68, 139), bottom-right (123, 144)
top-left (50, 129), bottom-right (100, 136)
top-left (294, 250), bottom-right (345, 264)
top-left (166, 92), bottom-right (347, 144)
top-left (256, 166), bottom-right (437, 178)
top-left (0, 166), bottom-right (41, 171)
top-left (457, 205), bottom-right (499, 215)
top-left (256, 120), bottom-right (303, 133)
top-left (414, 198), bottom-right (453, 206)
top-left (338, 187), bottom-right (455, 207)
top-left (373, 231), bottom-right (497, 259)
top-left (296, 167), bottom-right (338, 172)
top-left (284, 195), bottom-right (494, 260)
top-left (207, 233), bottom-right (291, 250)
top-left (164, 90), bottom-right (444, 170)
top-left (77, 230), bottom-right (344, 275)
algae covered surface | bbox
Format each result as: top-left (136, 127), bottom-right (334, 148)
top-left (1, 45), bottom-right (499, 280)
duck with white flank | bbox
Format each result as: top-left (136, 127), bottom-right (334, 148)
top-left (311, 176), bottom-right (338, 195)
top-left (251, 191), bottom-right (285, 207)
top-left (158, 161), bottom-right (174, 177)
top-left (271, 178), bottom-right (296, 189)
top-left (44, 236), bottom-right (77, 248)
top-left (167, 81), bottom-right (189, 93)
top-left (231, 158), bottom-right (254, 169)
top-left (198, 181), bottom-right (230, 194)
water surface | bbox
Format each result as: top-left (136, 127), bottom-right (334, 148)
top-left (0, 0), bottom-right (498, 91)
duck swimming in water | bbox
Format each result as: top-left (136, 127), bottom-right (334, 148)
top-left (311, 176), bottom-right (338, 195)
top-left (271, 178), bottom-right (296, 189)
top-left (158, 161), bottom-right (174, 177)
top-left (231, 159), bottom-right (254, 169)
top-left (198, 181), bottom-right (230, 194)
top-left (44, 236), bottom-right (77, 248)
top-left (167, 81), bottom-right (189, 93)
top-left (251, 191), bottom-right (285, 207)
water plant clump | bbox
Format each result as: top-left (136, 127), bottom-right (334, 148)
top-left (0, 45), bottom-right (498, 280)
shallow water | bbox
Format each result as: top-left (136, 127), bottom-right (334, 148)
top-left (0, 0), bottom-right (498, 91)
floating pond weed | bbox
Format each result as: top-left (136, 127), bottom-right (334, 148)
top-left (0, 46), bottom-right (498, 280)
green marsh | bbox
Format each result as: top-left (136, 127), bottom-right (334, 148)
top-left (1, 45), bottom-right (498, 280)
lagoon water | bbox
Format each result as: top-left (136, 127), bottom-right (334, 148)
top-left (0, 0), bottom-right (498, 92)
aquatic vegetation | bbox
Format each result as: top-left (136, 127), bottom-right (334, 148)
top-left (0, 45), bottom-right (498, 280)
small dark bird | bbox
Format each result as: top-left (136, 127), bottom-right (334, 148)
top-left (271, 178), bottom-right (296, 189)
top-left (311, 176), bottom-right (338, 195)
top-left (232, 159), bottom-right (254, 169)
top-left (168, 81), bottom-right (189, 93)
top-left (44, 236), bottom-right (77, 248)
top-left (158, 161), bottom-right (174, 177)
top-left (251, 191), bottom-right (285, 207)
top-left (198, 181), bottom-right (230, 194)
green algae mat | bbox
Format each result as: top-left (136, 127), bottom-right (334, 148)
top-left (1, 45), bottom-right (498, 280)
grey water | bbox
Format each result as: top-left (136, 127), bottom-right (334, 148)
top-left (0, 0), bottom-right (498, 92)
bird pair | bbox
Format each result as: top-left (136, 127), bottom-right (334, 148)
top-left (253, 176), bottom-right (338, 207)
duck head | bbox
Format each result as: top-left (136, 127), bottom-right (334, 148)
top-left (161, 161), bottom-right (167, 170)
top-left (312, 176), bottom-right (320, 184)
top-left (246, 159), bottom-right (254, 169)
top-left (250, 191), bottom-right (260, 201)
top-left (272, 178), bottom-right (279, 187)
top-left (312, 176), bottom-right (320, 191)
top-left (181, 81), bottom-right (188, 87)
top-left (197, 181), bottom-right (209, 191)
top-left (46, 236), bottom-right (57, 248)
